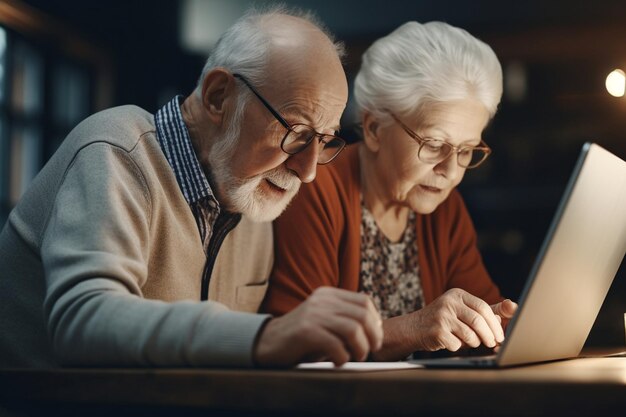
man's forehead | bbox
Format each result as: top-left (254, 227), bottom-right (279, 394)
top-left (281, 107), bottom-right (343, 132)
top-left (270, 79), bottom-right (347, 128)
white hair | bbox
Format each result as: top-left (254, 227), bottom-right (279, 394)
top-left (354, 21), bottom-right (503, 124)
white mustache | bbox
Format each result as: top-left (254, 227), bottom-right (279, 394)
top-left (263, 168), bottom-right (300, 191)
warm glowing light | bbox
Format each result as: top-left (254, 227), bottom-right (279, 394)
top-left (605, 69), bottom-right (626, 97)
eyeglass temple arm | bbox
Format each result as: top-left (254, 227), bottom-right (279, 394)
top-left (232, 73), bottom-right (291, 130)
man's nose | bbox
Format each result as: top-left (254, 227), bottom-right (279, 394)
top-left (284, 141), bottom-right (319, 183)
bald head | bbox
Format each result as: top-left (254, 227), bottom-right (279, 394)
top-left (259, 13), bottom-right (343, 62)
top-left (241, 14), bottom-right (347, 119)
top-left (196, 6), bottom-right (345, 92)
top-left (258, 12), bottom-right (344, 51)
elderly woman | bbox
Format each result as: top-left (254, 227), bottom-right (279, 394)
top-left (261, 21), bottom-right (517, 361)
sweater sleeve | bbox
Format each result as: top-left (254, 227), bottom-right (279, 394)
top-left (444, 191), bottom-right (503, 305)
top-left (41, 143), bottom-right (269, 367)
top-left (261, 169), bottom-right (344, 316)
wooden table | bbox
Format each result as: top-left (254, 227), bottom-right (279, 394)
top-left (1, 350), bottom-right (625, 417)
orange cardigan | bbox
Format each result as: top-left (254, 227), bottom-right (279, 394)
top-left (262, 144), bottom-right (502, 315)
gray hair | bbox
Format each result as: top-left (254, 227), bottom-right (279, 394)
top-left (353, 21), bottom-right (503, 124)
top-left (195, 4), bottom-right (345, 97)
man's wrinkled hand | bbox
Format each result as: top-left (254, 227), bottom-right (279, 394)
top-left (253, 287), bottom-right (384, 367)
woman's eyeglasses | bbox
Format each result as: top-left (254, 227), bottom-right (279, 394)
top-left (389, 112), bottom-right (491, 169)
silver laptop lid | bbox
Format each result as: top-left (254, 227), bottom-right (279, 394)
top-left (498, 143), bottom-right (626, 367)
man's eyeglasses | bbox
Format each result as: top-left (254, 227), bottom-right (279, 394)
top-left (233, 73), bottom-right (346, 165)
top-left (389, 113), bottom-right (491, 169)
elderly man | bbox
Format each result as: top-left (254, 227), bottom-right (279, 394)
top-left (0, 8), bottom-right (383, 368)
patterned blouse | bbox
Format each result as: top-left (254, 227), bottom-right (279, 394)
top-left (359, 200), bottom-right (425, 320)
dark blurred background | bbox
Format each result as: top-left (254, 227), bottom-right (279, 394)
top-left (0, 0), bottom-right (624, 346)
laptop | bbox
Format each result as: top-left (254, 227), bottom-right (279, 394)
top-left (411, 142), bottom-right (626, 368)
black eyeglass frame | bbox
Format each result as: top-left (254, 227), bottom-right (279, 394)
top-left (233, 73), bottom-right (346, 165)
top-left (389, 112), bottom-right (492, 169)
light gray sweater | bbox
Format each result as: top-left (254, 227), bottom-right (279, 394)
top-left (0, 105), bottom-right (273, 368)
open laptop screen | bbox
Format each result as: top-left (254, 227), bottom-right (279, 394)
top-left (412, 143), bottom-right (626, 368)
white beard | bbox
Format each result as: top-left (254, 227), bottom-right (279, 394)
top-left (207, 103), bottom-right (301, 222)
top-left (215, 165), bottom-right (301, 222)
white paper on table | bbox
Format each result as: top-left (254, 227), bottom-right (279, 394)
top-left (296, 361), bottom-right (423, 371)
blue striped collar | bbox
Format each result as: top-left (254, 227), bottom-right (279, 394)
top-left (154, 96), bottom-right (218, 207)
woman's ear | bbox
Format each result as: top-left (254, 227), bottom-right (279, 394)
top-left (362, 112), bottom-right (381, 153)
top-left (200, 68), bottom-right (235, 127)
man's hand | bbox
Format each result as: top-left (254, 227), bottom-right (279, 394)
top-left (411, 288), bottom-right (506, 352)
top-left (253, 287), bottom-right (384, 367)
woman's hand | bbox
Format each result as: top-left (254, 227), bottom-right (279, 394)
top-left (490, 299), bottom-right (518, 329)
top-left (371, 288), bottom-right (512, 361)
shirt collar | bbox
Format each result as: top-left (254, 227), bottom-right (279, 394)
top-left (154, 95), bottom-right (217, 206)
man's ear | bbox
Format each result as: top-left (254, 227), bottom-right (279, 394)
top-left (200, 69), bottom-right (235, 126)
top-left (362, 112), bottom-right (382, 153)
